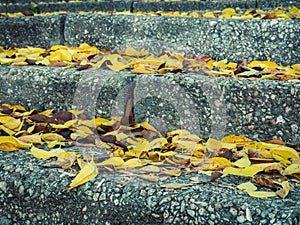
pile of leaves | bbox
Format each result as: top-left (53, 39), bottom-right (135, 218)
top-left (1, 6), bottom-right (300, 20)
top-left (0, 103), bottom-right (300, 198)
top-left (0, 44), bottom-right (299, 81)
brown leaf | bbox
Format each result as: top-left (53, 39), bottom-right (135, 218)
top-left (262, 13), bottom-right (277, 19)
top-left (99, 135), bottom-right (116, 144)
top-left (49, 62), bottom-right (68, 67)
top-left (251, 174), bottom-right (281, 190)
top-left (76, 64), bottom-right (92, 70)
top-left (29, 114), bottom-right (53, 123)
top-left (25, 58), bottom-right (37, 65)
top-left (22, 11), bottom-right (34, 16)
top-left (210, 171), bottom-right (223, 182)
top-left (52, 111), bottom-right (75, 122)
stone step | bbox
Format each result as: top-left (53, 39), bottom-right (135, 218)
top-left (0, 2), bottom-right (300, 224)
top-left (1, 150), bottom-right (299, 225)
top-left (0, 0), bottom-right (299, 14)
top-left (1, 65), bottom-right (299, 145)
top-left (0, 14), bottom-right (299, 64)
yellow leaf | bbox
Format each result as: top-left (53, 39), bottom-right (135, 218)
top-left (269, 145), bottom-right (299, 159)
top-left (226, 62), bottom-right (237, 69)
top-left (55, 151), bottom-right (78, 169)
top-left (276, 181), bottom-right (290, 199)
top-left (213, 59), bottom-right (228, 69)
top-left (148, 151), bottom-right (177, 160)
top-left (140, 121), bottom-right (161, 134)
top-left (221, 135), bottom-right (253, 144)
top-left (49, 123), bottom-right (69, 129)
top-left (120, 158), bottom-right (146, 168)
top-left (0, 136), bottom-right (31, 151)
top-left (248, 61), bottom-right (278, 69)
top-left (46, 51), bottom-right (62, 62)
top-left (0, 115), bottom-right (16, 124)
top-left (282, 163), bottom-right (300, 175)
top-left (95, 139), bottom-right (112, 149)
top-left (36, 58), bottom-right (50, 66)
top-left (128, 139), bottom-right (151, 152)
top-left (139, 175), bottom-right (160, 182)
top-left (247, 191), bottom-right (277, 198)
top-left (96, 157), bottom-right (124, 167)
top-left (162, 169), bottom-right (181, 177)
top-left (272, 154), bottom-right (291, 165)
top-left (68, 161), bottom-right (98, 190)
top-left (202, 11), bottom-right (216, 18)
top-left (93, 118), bottom-right (110, 127)
top-left (291, 64), bottom-right (300, 72)
top-left (78, 43), bottom-right (99, 53)
top-left (222, 8), bottom-right (236, 15)
top-left (68, 109), bottom-right (83, 116)
top-left (124, 47), bottom-right (146, 56)
top-left (41, 133), bottom-right (66, 142)
top-left (149, 137), bottom-right (168, 149)
top-left (131, 63), bottom-right (156, 74)
top-left (18, 133), bottom-right (42, 144)
top-left (138, 165), bottom-right (160, 173)
top-left (1, 104), bottom-right (26, 112)
top-left (39, 109), bottom-right (53, 115)
top-left (237, 181), bottom-right (257, 192)
top-left (0, 58), bottom-right (14, 64)
top-left (46, 140), bottom-right (66, 148)
top-left (204, 157), bottom-right (232, 170)
top-left (73, 125), bottom-right (94, 138)
top-left (29, 146), bottom-right (56, 159)
top-left (64, 119), bottom-right (77, 128)
top-left (27, 124), bottom-right (35, 133)
top-left (0, 125), bottom-right (16, 136)
top-left (175, 140), bottom-right (201, 152)
top-left (233, 156), bottom-right (251, 168)
top-left (206, 138), bottom-right (222, 149)
top-left (239, 14), bottom-right (254, 20)
top-left (48, 45), bottom-right (67, 51)
top-left (223, 165), bottom-right (263, 177)
top-left (289, 6), bottom-right (299, 14)
top-left (277, 13), bottom-right (291, 19)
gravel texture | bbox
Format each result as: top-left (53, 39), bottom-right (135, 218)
top-left (0, 1), bottom-right (134, 14)
top-left (0, 15), bottom-right (63, 48)
top-left (132, 0), bottom-right (256, 12)
top-left (64, 14), bottom-right (300, 65)
top-left (0, 2), bottom-right (300, 223)
top-left (1, 14), bottom-right (299, 64)
top-left (1, 0), bottom-right (299, 14)
top-left (0, 65), bottom-right (299, 145)
top-left (0, 149), bottom-right (300, 225)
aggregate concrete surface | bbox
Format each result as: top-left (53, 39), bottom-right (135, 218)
top-left (0, 14), bottom-right (299, 64)
top-left (0, 65), bottom-right (299, 145)
top-left (0, 150), bottom-right (300, 225)
top-left (0, 1), bottom-right (300, 224)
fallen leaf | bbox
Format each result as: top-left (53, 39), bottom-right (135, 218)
top-left (29, 146), bottom-right (56, 159)
top-left (0, 136), bottom-right (31, 151)
top-left (68, 161), bottom-right (98, 190)
top-left (95, 157), bottom-right (124, 167)
top-left (223, 165), bottom-right (263, 177)
top-left (233, 156), bottom-right (251, 168)
top-left (237, 181), bottom-right (257, 192)
top-left (247, 191), bottom-right (277, 198)
top-left (276, 181), bottom-right (291, 199)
